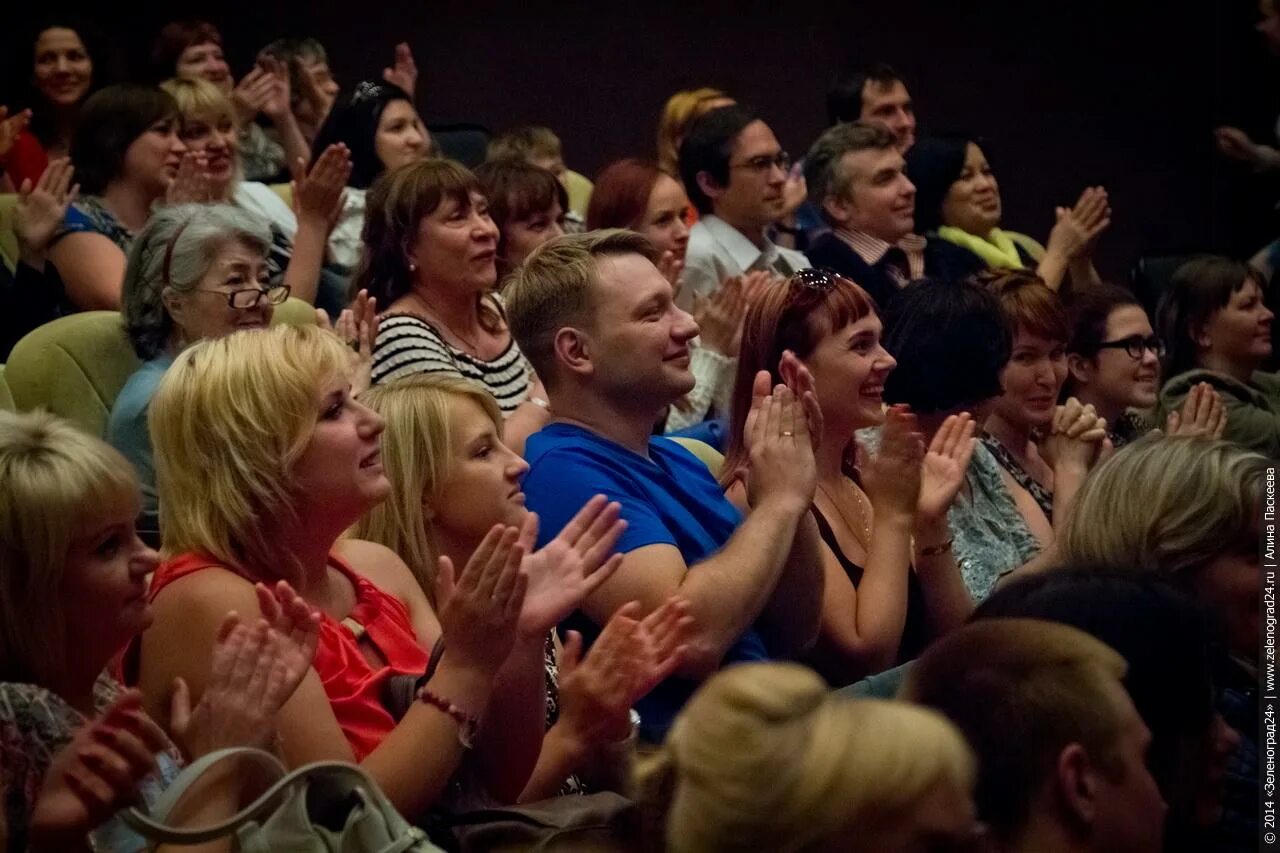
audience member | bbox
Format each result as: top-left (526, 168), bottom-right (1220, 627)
top-left (45, 84), bottom-right (191, 310)
top-left (802, 121), bottom-right (982, 310)
top-left (136, 323), bottom-right (601, 818)
top-left (351, 374), bottom-right (691, 800)
top-left (979, 270), bottom-right (1107, 545)
top-left (488, 125), bottom-right (591, 226)
top-left (1058, 434), bottom-right (1263, 851)
top-left (721, 269), bottom-right (973, 683)
top-left (907, 135), bottom-right (1110, 292)
top-left (1156, 255), bottom-right (1280, 455)
top-left (150, 20), bottom-right (308, 182)
top-left (0, 408), bottom-right (319, 852)
top-left (312, 80), bottom-right (430, 270)
top-left (356, 159), bottom-right (550, 452)
top-left (902, 619), bottom-right (1168, 853)
top-left (825, 63), bottom-right (918, 152)
top-left (977, 571), bottom-right (1242, 852)
top-left (258, 37), bottom-right (341, 145)
top-left (881, 278), bottom-right (1060, 598)
top-left (1, 19), bottom-right (102, 189)
top-left (656, 87), bottom-right (734, 177)
top-left (676, 104), bottom-right (809, 310)
top-left (1065, 282), bottom-right (1226, 446)
top-left (474, 159), bottom-right (568, 280)
top-left (506, 229), bottom-right (824, 741)
top-left (638, 662), bottom-right (979, 853)
top-left (1, 158), bottom-right (76, 357)
top-left (108, 204), bottom-right (287, 539)
top-left (160, 76), bottom-right (350, 312)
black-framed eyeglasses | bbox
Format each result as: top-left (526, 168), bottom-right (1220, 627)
top-left (1096, 334), bottom-right (1166, 360)
top-left (194, 285), bottom-right (291, 309)
top-left (731, 151), bottom-right (791, 174)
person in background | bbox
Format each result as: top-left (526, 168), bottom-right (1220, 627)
top-left (825, 63), bottom-right (918, 152)
top-left (312, 80), bottom-right (430, 270)
top-left (637, 662), bottom-right (980, 853)
top-left (487, 126), bottom-right (591, 228)
top-left (907, 135), bottom-right (1110, 293)
top-left (1, 158), bottom-right (76, 357)
top-left (474, 159), bottom-right (568, 281)
top-left (902, 619), bottom-right (1168, 853)
top-left (656, 87), bottom-right (734, 178)
top-left (1156, 255), bottom-right (1280, 455)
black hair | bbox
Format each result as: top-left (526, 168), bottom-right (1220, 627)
top-left (903, 135), bottom-right (973, 233)
top-left (825, 62), bottom-right (905, 126)
top-left (1155, 255), bottom-right (1266, 378)
top-left (677, 103), bottom-right (760, 215)
top-left (70, 84), bottom-right (180, 195)
top-left (311, 80), bottom-right (414, 190)
top-left (9, 16), bottom-right (110, 147)
top-left (882, 277), bottom-right (1011, 413)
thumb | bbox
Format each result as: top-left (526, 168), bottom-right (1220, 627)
top-left (560, 631), bottom-right (584, 676)
top-left (436, 555), bottom-right (457, 606)
top-left (169, 677), bottom-right (192, 734)
top-left (1165, 410), bottom-right (1181, 434)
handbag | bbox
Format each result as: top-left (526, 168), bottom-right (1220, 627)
top-left (123, 746), bottom-right (443, 852)
top-left (445, 791), bottom-right (638, 852)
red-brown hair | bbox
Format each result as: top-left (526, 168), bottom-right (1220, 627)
top-left (720, 273), bottom-right (876, 486)
top-left (150, 20), bottom-right (223, 80)
top-left (586, 157), bottom-right (663, 232)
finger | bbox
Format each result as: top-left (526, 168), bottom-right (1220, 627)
top-left (480, 527), bottom-right (521, 601)
top-left (255, 582), bottom-right (282, 625)
top-left (89, 723), bottom-right (158, 778)
top-left (464, 524), bottom-right (506, 588)
top-left (77, 744), bottom-right (141, 793)
top-left (167, 677), bottom-right (191, 735)
top-left (557, 493), bottom-right (608, 545)
top-left (436, 555), bottom-right (457, 606)
top-left (1165, 410), bottom-right (1181, 434)
top-left (505, 569), bottom-right (529, 623)
top-left (576, 500), bottom-right (623, 560)
top-left (516, 509), bottom-right (539, 553)
top-left (559, 630), bottom-right (583, 675)
top-left (64, 764), bottom-right (119, 810)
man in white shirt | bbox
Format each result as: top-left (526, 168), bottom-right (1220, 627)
top-left (676, 104), bottom-right (810, 311)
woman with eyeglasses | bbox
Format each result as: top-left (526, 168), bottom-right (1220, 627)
top-left (1066, 283), bottom-right (1225, 448)
top-left (109, 204), bottom-right (290, 538)
top-left (1156, 255), bottom-right (1279, 455)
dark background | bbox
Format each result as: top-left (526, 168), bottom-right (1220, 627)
top-left (6, 0), bottom-right (1279, 279)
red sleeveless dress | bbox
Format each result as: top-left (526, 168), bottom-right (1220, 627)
top-left (144, 551), bottom-right (429, 761)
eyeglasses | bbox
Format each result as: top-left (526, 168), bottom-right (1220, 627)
top-left (1096, 334), bottom-right (1166, 360)
top-left (193, 285), bottom-right (291, 309)
top-left (730, 151), bottom-right (791, 174)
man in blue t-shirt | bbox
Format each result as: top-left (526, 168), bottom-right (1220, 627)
top-left (506, 229), bottom-right (823, 741)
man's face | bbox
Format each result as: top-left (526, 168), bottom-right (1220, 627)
top-left (833, 147), bottom-right (916, 242)
top-left (861, 80), bottom-right (917, 152)
top-left (705, 119), bottom-right (789, 232)
top-left (582, 253), bottom-right (700, 412)
top-left (1083, 679), bottom-right (1168, 853)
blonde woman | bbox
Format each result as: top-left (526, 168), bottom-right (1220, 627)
top-left (656, 87), bottom-right (734, 177)
top-left (638, 662), bottom-right (979, 852)
top-left (0, 409), bottom-right (319, 852)
top-left (351, 374), bottom-right (691, 801)
top-left (135, 325), bottom-right (626, 819)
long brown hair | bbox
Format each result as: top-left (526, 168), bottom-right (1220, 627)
top-left (720, 271), bottom-right (876, 486)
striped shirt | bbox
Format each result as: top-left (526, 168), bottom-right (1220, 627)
top-left (370, 312), bottom-right (533, 414)
top-left (834, 227), bottom-right (928, 284)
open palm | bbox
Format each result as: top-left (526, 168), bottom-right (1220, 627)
top-left (517, 496), bottom-right (626, 636)
top-left (918, 413), bottom-right (977, 521)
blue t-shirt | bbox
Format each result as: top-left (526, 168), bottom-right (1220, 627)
top-left (522, 423), bottom-right (769, 742)
top-left (107, 354), bottom-right (174, 533)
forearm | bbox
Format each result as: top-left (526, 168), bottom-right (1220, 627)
top-left (1067, 258), bottom-right (1101, 293)
top-left (756, 510), bottom-right (825, 657)
top-left (677, 499), bottom-right (807, 676)
top-left (1050, 464), bottom-right (1089, 536)
top-left (518, 723), bottom-right (587, 803)
top-left (1035, 249), bottom-right (1069, 292)
top-left (271, 112), bottom-right (310, 176)
top-left (473, 633), bottom-right (546, 804)
top-left (281, 214), bottom-right (328, 304)
top-left (912, 516), bottom-right (974, 635)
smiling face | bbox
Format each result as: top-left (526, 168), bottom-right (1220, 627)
top-left (292, 375), bottom-right (390, 524)
top-left (941, 143), bottom-right (1002, 236)
top-left (1196, 275), bottom-right (1274, 372)
top-left (411, 190), bottom-right (500, 295)
top-left (637, 172), bottom-right (691, 261)
top-left (429, 396), bottom-right (531, 545)
top-left (1070, 305), bottom-right (1161, 414)
top-left (805, 311), bottom-right (897, 434)
top-left (165, 239), bottom-right (276, 347)
top-left (831, 146), bottom-right (917, 243)
top-left (32, 27), bottom-right (93, 107)
top-left (178, 108), bottom-right (239, 193)
top-left (994, 328), bottom-right (1069, 430)
top-left (373, 100), bottom-right (429, 173)
top-left (861, 79), bottom-right (916, 152)
top-left (176, 41), bottom-right (232, 92)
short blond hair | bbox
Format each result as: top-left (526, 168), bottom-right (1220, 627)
top-left (150, 325), bottom-right (355, 574)
top-left (638, 662), bottom-right (975, 852)
top-left (349, 375), bottom-right (502, 602)
top-left (0, 410), bottom-right (138, 682)
top-left (900, 619), bottom-right (1128, 838)
top-left (1058, 434), bottom-right (1265, 579)
top-left (657, 87), bottom-right (730, 176)
top-left (505, 229), bottom-right (658, 389)
top-left (160, 75), bottom-right (237, 128)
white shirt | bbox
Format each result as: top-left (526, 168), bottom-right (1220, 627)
top-left (678, 214), bottom-right (810, 311)
top-left (328, 187), bottom-right (368, 270)
top-left (232, 181), bottom-right (297, 242)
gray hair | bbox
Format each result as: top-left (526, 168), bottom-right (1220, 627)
top-left (122, 203), bottom-right (273, 360)
top-left (803, 121), bottom-right (898, 225)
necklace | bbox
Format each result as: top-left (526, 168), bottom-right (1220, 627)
top-left (408, 292), bottom-right (484, 354)
top-left (815, 478), bottom-right (874, 552)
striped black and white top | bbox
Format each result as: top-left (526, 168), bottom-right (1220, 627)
top-left (370, 312), bottom-right (534, 415)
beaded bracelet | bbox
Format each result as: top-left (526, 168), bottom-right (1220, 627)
top-left (416, 686), bottom-right (479, 749)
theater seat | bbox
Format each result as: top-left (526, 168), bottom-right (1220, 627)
top-left (1131, 255), bottom-right (1196, 317)
top-left (5, 299), bottom-right (317, 437)
top-left (0, 366), bottom-right (14, 412)
top-left (668, 436), bottom-right (724, 478)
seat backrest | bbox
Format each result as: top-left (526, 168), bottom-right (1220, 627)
top-left (428, 123), bottom-right (492, 169)
top-left (0, 365), bottom-right (14, 412)
top-left (5, 298), bottom-right (318, 437)
top-left (668, 436), bottom-right (724, 478)
top-left (1131, 255), bottom-right (1197, 318)
top-left (0, 193), bottom-right (19, 273)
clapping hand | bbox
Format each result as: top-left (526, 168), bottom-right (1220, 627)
top-left (165, 150), bottom-right (215, 204)
top-left (435, 525), bottom-right (529, 679)
top-left (1040, 397), bottom-right (1109, 474)
top-left (916, 412), bottom-right (977, 522)
top-left (657, 250), bottom-right (684, 295)
top-left (15, 157), bottom-right (78, 268)
top-left (0, 106), bottom-right (32, 160)
top-left (515, 495), bottom-right (627, 637)
top-left (317, 288), bottom-right (378, 395)
top-left (1047, 186), bottom-right (1111, 262)
top-left (382, 43), bottom-right (419, 97)
top-left (861, 404), bottom-right (924, 522)
top-left (291, 143), bottom-right (351, 234)
top-left (1166, 381), bottom-right (1227, 439)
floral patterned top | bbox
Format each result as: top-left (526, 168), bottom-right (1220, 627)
top-left (1, 673), bottom-right (181, 853)
top-left (53, 196), bottom-right (136, 254)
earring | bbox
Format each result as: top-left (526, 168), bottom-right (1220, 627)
top-left (408, 261), bottom-right (417, 272)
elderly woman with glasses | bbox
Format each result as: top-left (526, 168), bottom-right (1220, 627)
top-left (108, 203), bottom-right (289, 537)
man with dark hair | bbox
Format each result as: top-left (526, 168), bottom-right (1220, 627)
top-left (901, 619), bottom-right (1168, 853)
top-left (802, 121), bottom-right (980, 309)
top-left (826, 63), bottom-right (917, 151)
top-left (676, 104), bottom-right (809, 310)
